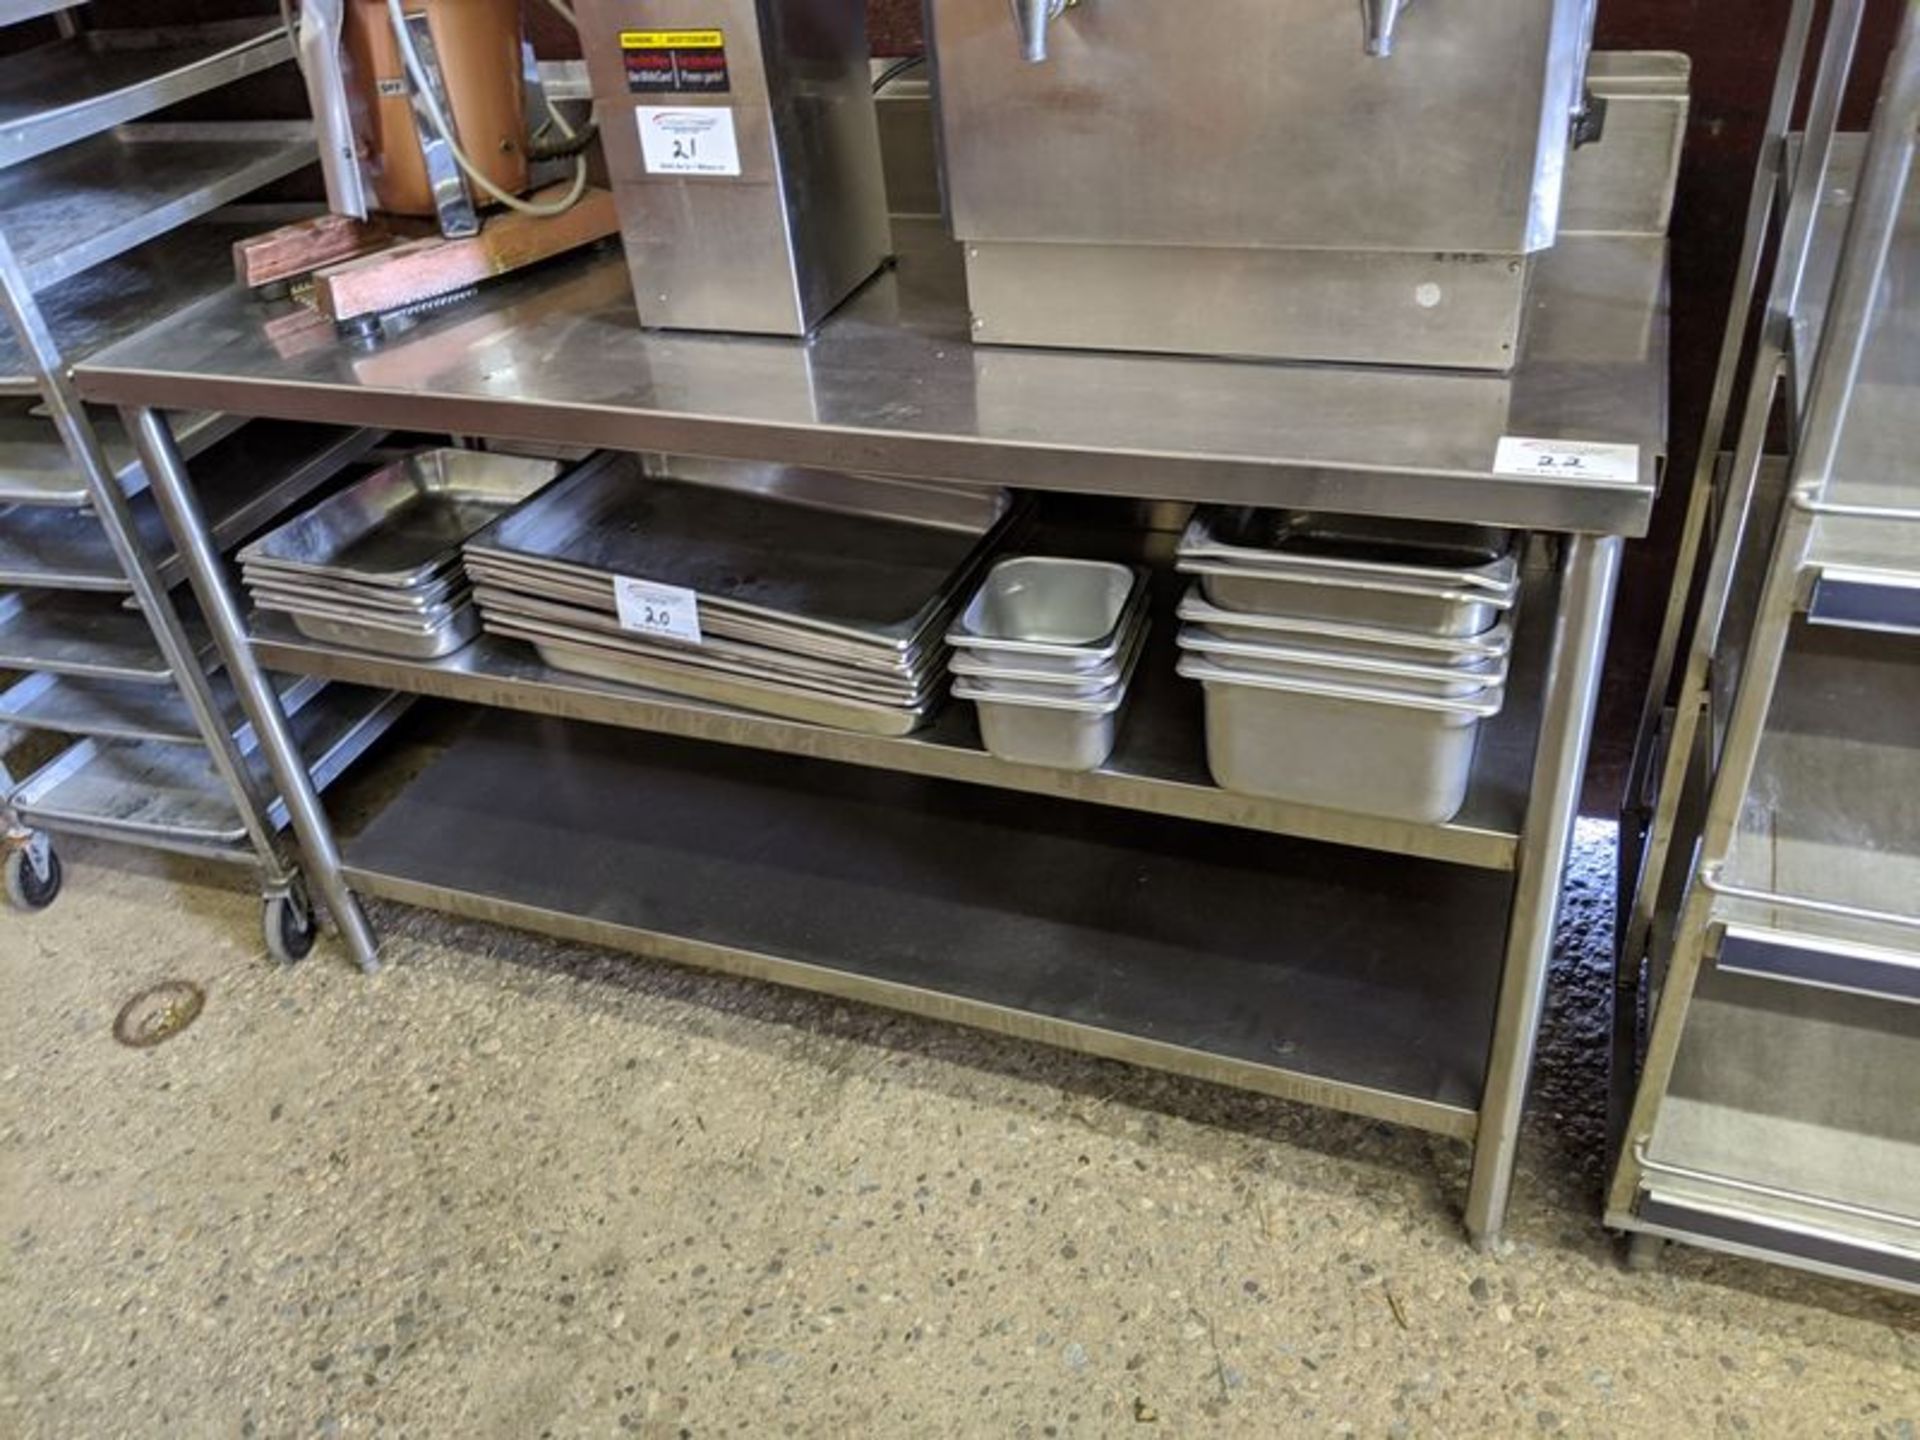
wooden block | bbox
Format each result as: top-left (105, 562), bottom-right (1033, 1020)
top-left (312, 186), bottom-right (620, 323)
top-left (232, 214), bottom-right (400, 290)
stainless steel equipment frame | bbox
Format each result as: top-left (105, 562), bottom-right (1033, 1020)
top-left (69, 94), bottom-right (1673, 1244)
top-left (1609, 0), bottom-right (1920, 1292)
top-left (0, 8), bottom-right (398, 957)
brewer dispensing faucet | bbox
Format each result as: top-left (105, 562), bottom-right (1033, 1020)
top-left (1360, 0), bottom-right (1413, 56)
top-left (1012, 0), bottom-right (1413, 65)
top-left (1011, 0), bottom-right (1067, 63)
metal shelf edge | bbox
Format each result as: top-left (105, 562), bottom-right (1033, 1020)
top-left (14, 125), bottom-right (319, 293)
top-left (253, 624), bottom-right (1523, 870)
top-left (1617, 1194), bottom-right (1920, 1296)
top-left (0, 24), bottom-right (294, 170)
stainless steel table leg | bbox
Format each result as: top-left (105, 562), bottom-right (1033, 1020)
top-left (121, 406), bottom-right (382, 972)
top-left (1464, 533), bottom-right (1622, 1247)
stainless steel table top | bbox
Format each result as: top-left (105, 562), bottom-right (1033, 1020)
top-left (73, 219), bottom-right (1670, 536)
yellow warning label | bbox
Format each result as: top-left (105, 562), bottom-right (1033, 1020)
top-left (621, 29), bottom-right (724, 48)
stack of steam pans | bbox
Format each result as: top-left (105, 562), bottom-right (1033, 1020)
top-left (1173, 508), bottom-right (1521, 824)
top-left (465, 454), bottom-right (1021, 735)
top-left (240, 449), bottom-right (564, 659)
top-left (947, 557), bottom-right (1150, 771)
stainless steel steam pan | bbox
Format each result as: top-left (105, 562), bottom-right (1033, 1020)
top-left (1184, 563), bottom-right (1516, 637)
top-left (484, 616), bottom-right (942, 707)
top-left (470, 584), bottom-right (948, 680)
top-left (1178, 655), bottom-right (1504, 824)
top-left (1176, 586), bottom-right (1515, 664)
top-left (465, 452), bottom-right (1019, 650)
top-left (521, 632), bottom-right (943, 736)
top-left (240, 448), bottom-right (564, 588)
top-left (1177, 627), bottom-right (1509, 698)
top-left (277, 603), bottom-right (480, 659)
top-left (946, 557), bottom-right (1147, 665)
top-left (1179, 508), bottom-right (1519, 592)
top-left (949, 607), bottom-right (1148, 694)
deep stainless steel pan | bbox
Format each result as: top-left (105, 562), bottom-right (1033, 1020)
top-left (1179, 508), bottom-right (1520, 593)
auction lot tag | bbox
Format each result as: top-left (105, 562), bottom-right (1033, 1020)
top-left (614, 576), bottom-right (703, 644)
top-left (1494, 436), bottom-right (1641, 484)
top-left (636, 105), bottom-right (741, 176)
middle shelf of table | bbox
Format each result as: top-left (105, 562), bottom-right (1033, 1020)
top-left (247, 527), bottom-right (1561, 875)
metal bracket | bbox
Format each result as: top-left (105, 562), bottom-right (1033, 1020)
top-left (1572, 89), bottom-right (1610, 149)
top-left (12, 828), bottom-right (54, 885)
top-left (402, 9), bottom-right (481, 239)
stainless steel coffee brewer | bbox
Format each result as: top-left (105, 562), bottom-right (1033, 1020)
top-left (925, 0), bottom-right (1602, 368)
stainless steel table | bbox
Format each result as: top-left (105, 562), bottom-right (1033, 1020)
top-left (73, 208), bottom-right (1667, 1247)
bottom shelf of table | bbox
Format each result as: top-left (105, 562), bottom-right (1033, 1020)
top-left (336, 705), bottom-right (1518, 1139)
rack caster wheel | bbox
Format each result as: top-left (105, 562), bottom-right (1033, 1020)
top-left (5, 836), bottom-right (61, 912)
top-left (264, 890), bottom-right (317, 964)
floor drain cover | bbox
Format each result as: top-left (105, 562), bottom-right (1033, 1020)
top-left (112, 980), bottom-right (206, 1049)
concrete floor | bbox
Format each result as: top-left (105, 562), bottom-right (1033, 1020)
top-left (2, 823), bottom-right (1916, 1438)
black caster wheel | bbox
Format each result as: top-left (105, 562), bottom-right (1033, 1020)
top-left (264, 890), bottom-right (317, 964)
top-left (5, 840), bottom-right (61, 912)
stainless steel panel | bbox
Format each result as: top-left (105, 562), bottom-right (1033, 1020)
top-left (926, 0), bottom-right (1589, 256)
top-left (873, 70), bottom-right (939, 218)
top-left (872, 52), bottom-right (1680, 242)
top-left (963, 241), bottom-right (1531, 369)
top-left (1562, 53), bottom-right (1691, 236)
top-left (70, 219), bottom-right (1670, 536)
top-left (577, 0), bottom-right (890, 334)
